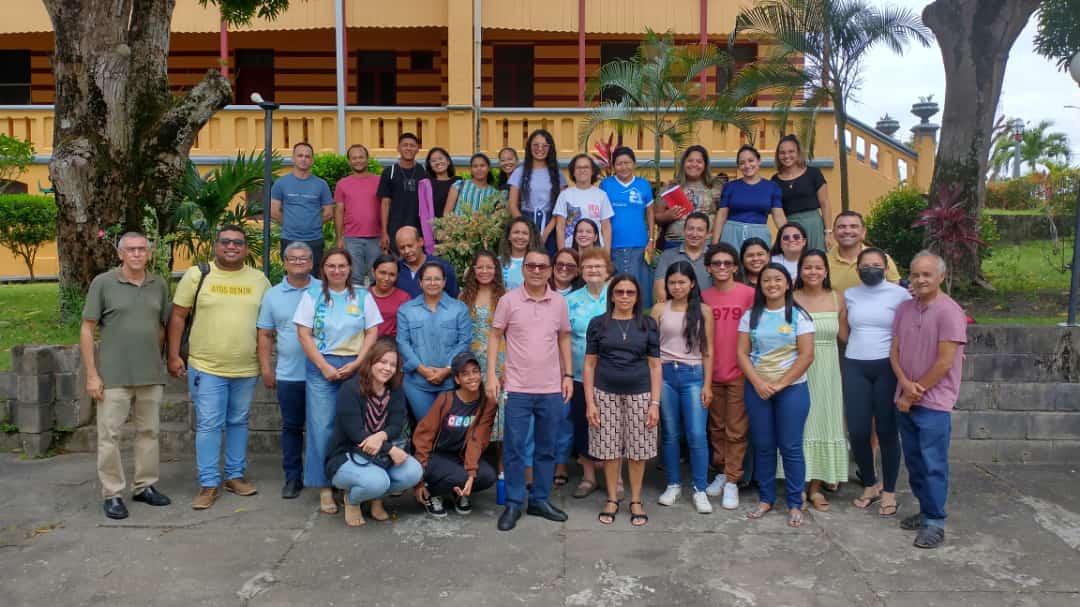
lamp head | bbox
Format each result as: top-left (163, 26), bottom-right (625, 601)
top-left (250, 92), bottom-right (265, 104)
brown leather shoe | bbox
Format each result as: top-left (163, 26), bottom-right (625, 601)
top-left (191, 487), bottom-right (218, 510)
top-left (224, 478), bottom-right (258, 496)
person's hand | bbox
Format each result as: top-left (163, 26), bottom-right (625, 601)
top-left (359, 433), bottom-right (386, 456)
top-left (168, 356), bottom-right (186, 378)
top-left (86, 374), bottom-right (105, 402)
top-left (562, 376), bottom-right (574, 403)
top-left (671, 205), bottom-right (690, 220)
top-left (320, 364), bottom-right (340, 381)
top-left (260, 368), bottom-right (276, 390)
top-left (454, 476), bottom-right (475, 498)
top-left (380, 232), bottom-right (390, 252)
top-left (586, 403), bottom-right (601, 428)
top-left (388, 446), bottom-right (408, 466)
top-left (646, 402), bottom-right (660, 428)
top-left (701, 384), bottom-right (712, 409)
top-left (911, 381), bottom-right (927, 398)
top-left (753, 379), bottom-right (776, 400)
top-left (486, 375), bottom-right (500, 403)
top-left (895, 393), bottom-right (914, 413)
top-left (414, 484), bottom-right (429, 503)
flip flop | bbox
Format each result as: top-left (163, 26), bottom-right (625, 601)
top-left (788, 508), bottom-right (804, 528)
top-left (572, 479), bottom-right (597, 499)
top-left (852, 492), bottom-right (882, 509)
top-left (746, 503), bottom-right (773, 520)
top-left (878, 500), bottom-right (899, 518)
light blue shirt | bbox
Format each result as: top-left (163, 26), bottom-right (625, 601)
top-left (503, 257), bottom-right (524, 291)
top-left (566, 284), bottom-right (608, 381)
top-left (257, 277), bottom-right (321, 382)
top-left (293, 286), bottom-right (382, 356)
top-left (600, 175), bottom-right (654, 249)
top-left (271, 173), bottom-right (334, 241)
top-left (396, 293), bottom-right (473, 392)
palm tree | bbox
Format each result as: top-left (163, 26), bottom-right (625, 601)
top-left (988, 119), bottom-right (1071, 177)
top-left (733, 0), bottom-right (932, 211)
top-left (579, 29), bottom-right (759, 185)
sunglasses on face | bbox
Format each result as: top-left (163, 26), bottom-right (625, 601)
top-left (613, 288), bottom-right (637, 297)
top-left (524, 263), bottom-right (550, 272)
top-left (555, 262), bottom-right (578, 272)
top-left (781, 234), bottom-right (804, 242)
top-left (709, 260), bottom-right (736, 268)
top-left (217, 238), bottom-right (246, 247)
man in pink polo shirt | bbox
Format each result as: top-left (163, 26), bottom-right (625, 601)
top-left (890, 251), bottom-right (967, 550)
top-left (487, 249), bottom-right (573, 531)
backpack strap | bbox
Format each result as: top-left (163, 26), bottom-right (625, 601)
top-left (190, 262), bottom-right (211, 323)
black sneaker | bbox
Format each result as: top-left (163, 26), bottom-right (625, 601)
top-left (424, 495), bottom-right (447, 518)
top-left (455, 494), bottom-right (472, 515)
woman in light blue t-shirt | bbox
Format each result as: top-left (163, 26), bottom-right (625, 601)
top-left (294, 248), bottom-right (382, 514)
top-left (736, 263), bottom-right (814, 528)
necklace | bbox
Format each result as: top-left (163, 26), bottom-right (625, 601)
top-left (615, 318), bottom-right (632, 341)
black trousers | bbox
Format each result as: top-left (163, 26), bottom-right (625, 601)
top-left (423, 452), bottom-right (497, 497)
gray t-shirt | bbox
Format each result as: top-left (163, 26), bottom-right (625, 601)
top-left (508, 165), bottom-right (567, 219)
top-left (655, 247), bottom-right (712, 292)
top-left (271, 173), bottom-right (333, 241)
top-left (82, 270), bottom-right (170, 387)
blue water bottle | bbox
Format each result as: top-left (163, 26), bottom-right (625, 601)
top-left (496, 472), bottom-right (506, 505)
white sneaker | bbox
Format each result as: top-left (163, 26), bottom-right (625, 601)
top-left (706, 474), bottom-right (727, 497)
top-left (692, 491), bottom-right (714, 514)
top-left (658, 484), bottom-right (681, 506)
top-left (722, 482), bottom-right (739, 510)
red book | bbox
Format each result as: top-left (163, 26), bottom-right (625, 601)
top-left (660, 184), bottom-right (693, 215)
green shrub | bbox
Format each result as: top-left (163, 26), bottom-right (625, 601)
top-left (866, 186), bottom-right (998, 274)
top-left (311, 152), bottom-right (382, 193)
top-left (432, 192), bottom-right (510, 278)
top-left (0, 194), bottom-right (57, 279)
top-left (986, 178), bottom-right (1040, 210)
top-left (0, 134), bottom-right (33, 194)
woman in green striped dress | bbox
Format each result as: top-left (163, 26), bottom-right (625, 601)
top-left (793, 249), bottom-right (849, 511)
top-left (444, 153), bottom-right (500, 216)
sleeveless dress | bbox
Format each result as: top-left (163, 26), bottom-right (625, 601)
top-left (802, 292), bottom-right (848, 484)
top-left (470, 304), bottom-right (508, 441)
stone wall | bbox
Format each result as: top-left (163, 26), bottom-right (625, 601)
top-left (2, 326), bottom-right (1079, 462)
top-left (990, 213), bottom-right (1075, 244)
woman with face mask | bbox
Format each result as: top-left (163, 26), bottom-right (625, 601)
top-left (839, 247), bottom-right (910, 519)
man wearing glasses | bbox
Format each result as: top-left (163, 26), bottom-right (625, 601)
top-left (487, 249), bottom-right (573, 531)
top-left (652, 211), bottom-right (713, 304)
top-left (168, 226), bottom-right (271, 510)
top-left (81, 232), bottom-right (172, 520)
top-left (256, 242), bottom-right (320, 499)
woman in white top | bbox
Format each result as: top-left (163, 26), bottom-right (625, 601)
top-left (769, 223), bottom-right (808, 279)
top-left (554, 154), bottom-right (614, 250)
top-left (840, 247), bottom-right (910, 518)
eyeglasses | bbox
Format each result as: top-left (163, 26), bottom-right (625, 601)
top-left (217, 238), bottom-right (246, 247)
top-left (286, 256), bottom-right (311, 264)
top-left (555, 262), bottom-right (578, 272)
top-left (581, 264), bottom-right (607, 271)
top-left (781, 234), bottom-right (804, 242)
top-left (613, 288), bottom-right (637, 297)
top-left (524, 263), bottom-right (551, 272)
top-left (709, 260), bottom-right (736, 268)
top-left (530, 142), bottom-right (551, 149)
top-left (325, 264), bottom-right (350, 272)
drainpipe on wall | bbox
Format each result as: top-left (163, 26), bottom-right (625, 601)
top-left (699, 0), bottom-right (707, 96)
top-left (474, 0), bottom-right (482, 151)
top-left (334, 0), bottom-right (347, 153)
top-left (578, 0), bottom-right (585, 107)
top-left (219, 19), bottom-right (229, 79)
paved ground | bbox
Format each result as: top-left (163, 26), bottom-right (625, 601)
top-left (1, 453), bottom-right (1079, 607)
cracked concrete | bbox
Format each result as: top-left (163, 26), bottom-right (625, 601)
top-left (0, 453), bottom-right (1078, 606)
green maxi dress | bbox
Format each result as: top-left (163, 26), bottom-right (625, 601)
top-left (802, 296), bottom-right (849, 484)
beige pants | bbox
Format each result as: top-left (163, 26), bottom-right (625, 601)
top-left (97, 385), bottom-right (163, 498)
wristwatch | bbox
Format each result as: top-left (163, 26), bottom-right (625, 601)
top-left (649, 400), bottom-right (660, 407)
top-left (563, 374), bottom-right (573, 379)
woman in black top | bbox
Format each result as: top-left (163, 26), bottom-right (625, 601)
top-left (326, 338), bottom-right (422, 527)
top-left (425, 147), bottom-right (461, 219)
top-left (772, 135), bottom-right (831, 251)
top-left (584, 274), bottom-right (662, 527)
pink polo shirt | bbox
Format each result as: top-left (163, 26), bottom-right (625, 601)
top-left (492, 285), bottom-right (570, 394)
top-left (892, 293), bottom-right (967, 412)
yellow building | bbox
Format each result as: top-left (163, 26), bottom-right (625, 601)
top-left (0, 0), bottom-right (935, 278)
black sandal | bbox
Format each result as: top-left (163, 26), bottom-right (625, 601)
top-left (629, 500), bottom-right (648, 527)
top-left (598, 499), bottom-right (619, 525)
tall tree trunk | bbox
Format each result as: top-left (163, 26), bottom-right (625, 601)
top-left (833, 94), bottom-right (851, 212)
top-left (43, 0), bottom-right (231, 318)
top-left (922, 0), bottom-right (1039, 287)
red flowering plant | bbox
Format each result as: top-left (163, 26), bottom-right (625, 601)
top-left (589, 133), bottom-right (617, 178)
top-left (912, 182), bottom-right (985, 292)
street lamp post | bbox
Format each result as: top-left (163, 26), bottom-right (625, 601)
top-left (251, 92), bottom-right (280, 278)
top-left (1065, 52), bottom-right (1080, 327)
top-left (1010, 118), bottom-right (1024, 179)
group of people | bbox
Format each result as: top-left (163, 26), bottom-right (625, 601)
top-left (78, 130), bottom-right (966, 550)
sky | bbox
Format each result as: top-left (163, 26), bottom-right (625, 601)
top-left (847, 0), bottom-right (1080, 163)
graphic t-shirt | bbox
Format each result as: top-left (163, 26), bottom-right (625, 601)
top-left (293, 287), bottom-right (383, 356)
top-left (553, 186), bottom-right (615, 248)
top-left (271, 173), bottom-right (334, 241)
top-left (334, 173), bottom-right (382, 238)
top-left (664, 180), bottom-right (720, 244)
top-left (701, 283), bottom-right (755, 383)
top-left (434, 394), bottom-right (480, 454)
top-left (600, 176), bottom-right (654, 249)
top-left (737, 306), bottom-right (814, 384)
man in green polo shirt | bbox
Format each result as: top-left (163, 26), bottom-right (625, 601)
top-left (81, 232), bottom-right (172, 520)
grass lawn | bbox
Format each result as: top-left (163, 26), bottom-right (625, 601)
top-left (982, 239), bottom-right (1072, 293)
top-left (0, 283), bottom-right (79, 371)
top-left (984, 208), bottom-right (1045, 216)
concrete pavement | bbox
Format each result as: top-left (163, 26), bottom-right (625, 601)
top-left (1, 453), bottom-right (1079, 606)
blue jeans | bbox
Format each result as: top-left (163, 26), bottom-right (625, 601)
top-left (189, 368), bottom-right (258, 488)
top-left (304, 355), bottom-right (354, 488)
top-left (331, 454), bottom-right (423, 505)
top-left (660, 362), bottom-right (709, 491)
top-left (403, 376), bottom-right (441, 422)
top-left (898, 406), bottom-right (952, 529)
top-left (556, 403), bottom-right (574, 465)
top-left (276, 380), bottom-right (306, 483)
top-left (611, 246), bottom-right (653, 307)
top-left (744, 380), bottom-right (810, 509)
top-left (719, 220), bottom-right (772, 252)
top-left (504, 392), bottom-right (564, 507)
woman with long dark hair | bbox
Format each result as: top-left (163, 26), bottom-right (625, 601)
top-left (498, 216), bottom-right (543, 291)
top-left (508, 129), bottom-right (566, 253)
top-left (657, 145), bottom-right (722, 250)
top-left (326, 338), bottom-right (421, 527)
top-left (495, 146), bottom-right (519, 196)
top-left (773, 134), bottom-right (831, 251)
top-left (793, 249), bottom-right (848, 511)
top-left (550, 247), bottom-right (584, 296)
top-left (585, 274), bottom-right (662, 527)
top-left (459, 250), bottom-right (509, 452)
top-left (714, 145), bottom-right (786, 250)
top-left (423, 147), bottom-right (460, 220)
top-left (736, 263), bottom-right (815, 527)
top-left (652, 261), bottom-right (715, 514)
top-left (294, 248), bottom-right (383, 515)
top-left (369, 254), bottom-right (410, 337)
top-left (737, 237), bottom-right (770, 287)
top-left (572, 218), bottom-right (601, 254)
top-left (446, 152), bottom-right (500, 216)
top-left (770, 222), bottom-right (809, 279)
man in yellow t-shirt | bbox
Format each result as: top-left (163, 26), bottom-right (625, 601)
top-left (167, 225), bottom-right (270, 511)
top-left (826, 210), bottom-right (900, 293)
